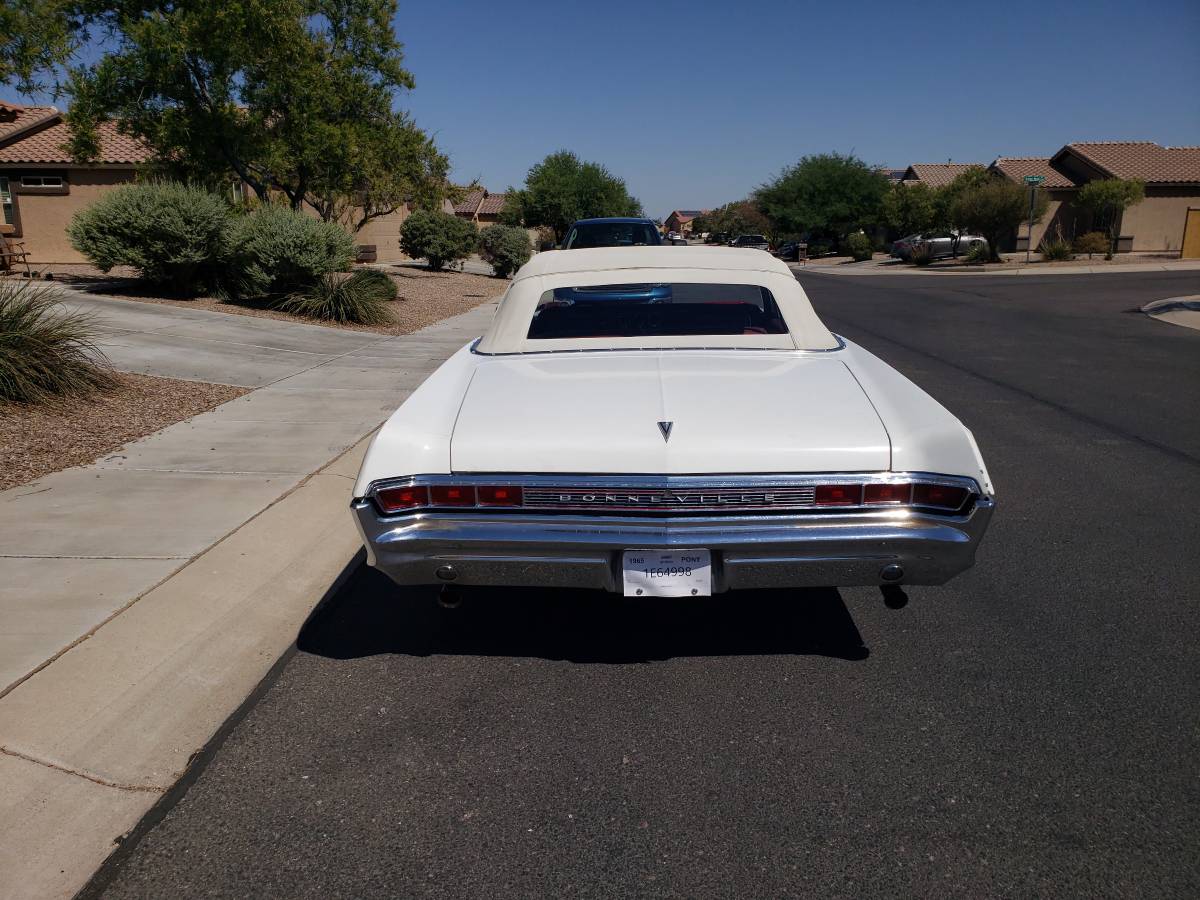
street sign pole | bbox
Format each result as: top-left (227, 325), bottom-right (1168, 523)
top-left (1023, 175), bottom-right (1045, 264)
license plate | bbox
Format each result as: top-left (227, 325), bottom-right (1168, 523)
top-left (622, 549), bottom-right (711, 597)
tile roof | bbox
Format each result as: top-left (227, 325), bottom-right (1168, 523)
top-left (0, 100), bottom-right (60, 143)
top-left (453, 188), bottom-right (485, 215)
top-left (990, 156), bottom-right (1076, 189)
top-left (477, 192), bottom-right (507, 215)
top-left (669, 209), bottom-right (706, 219)
top-left (903, 163), bottom-right (984, 187)
top-left (0, 112), bottom-right (153, 165)
top-left (453, 189), bottom-right (507, 217)
top-left (1056, 141), bottom-right (1200, 184)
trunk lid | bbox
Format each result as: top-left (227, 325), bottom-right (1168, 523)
top-left (450, 352), bottom-right (890, 474)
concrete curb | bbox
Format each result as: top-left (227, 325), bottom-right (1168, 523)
top-left (1141, 295), bottom-right (1200, 332)
top-left (0, 435), bottom-right (372, 900)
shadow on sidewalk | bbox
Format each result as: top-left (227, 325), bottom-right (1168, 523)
top-left (297, 563), bottom-right (869, 664)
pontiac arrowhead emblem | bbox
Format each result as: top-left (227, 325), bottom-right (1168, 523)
top-left (657, 421), bottom-right (673, 442)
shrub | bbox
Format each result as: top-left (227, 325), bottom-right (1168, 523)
top-left (910, 243), bottom-right (933, 266)
top-left (965, 241), bottom-right (990, 264)
top-left (67, 182), bottom-right (231, 295)
top-left (1039, 236), bottom-right (1073, 261)
top-left (1074, 231), bottom-right (1109, 259)
top-left (0, 280), bottom-right (116, 404)
top-left (844, 232), bottom-right (873, 262)
top-left (276, 271), bottom-right (395, 325)
top-left (346, 267), bottom-right (398, 301)
top-left (224, 204), bottom-right (355, 299)
top-left (478, 224), bottom-right (533, 278)
top-left (399, 209), bottom-right (478, 271)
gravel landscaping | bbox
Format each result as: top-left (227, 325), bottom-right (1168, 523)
top-left (0, 373), bottom-right (247, 490)
top-left (40, 264), bottom-right (503, 335)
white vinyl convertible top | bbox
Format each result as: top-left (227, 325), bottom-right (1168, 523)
top-left (477, 246), bottom-right (840, 354)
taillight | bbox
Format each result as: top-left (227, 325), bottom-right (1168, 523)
top-left (478, 485), bottom-right (523, 506)
top-left (814, 484), bottom-right (862, 506)
top-left (912, 483), bottom-right (969, 511)
top-left (430, 485), bottom-right (475, 506)
top-left (374, 485), bottom-right (428, 513)
top-left (864, 483), bottom-right (912, 505)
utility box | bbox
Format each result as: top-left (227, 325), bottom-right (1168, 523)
top-left (356, 244), bottom-right (378, 263)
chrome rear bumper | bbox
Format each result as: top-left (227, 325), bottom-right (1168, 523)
top-left (351, 500), bottom-right (994, 592)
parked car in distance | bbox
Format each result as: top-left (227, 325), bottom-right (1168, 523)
top-left (731, 234), bottom-right (770, 251)
top-left (892, 232), bottom-right (987, 261)
top-left (352, 246), bottom-right (995, 600)
top-left (557, 218), bottom-right (663, 250)
top-left (706, 231), bottom-right (731, 245)
top-left (775, 241), bottom-right (802, 261)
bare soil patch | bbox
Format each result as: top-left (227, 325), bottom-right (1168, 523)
top-left (42, 264), bottom-right (502, 335)
top-left (0, 373), bottom-right (247, 491)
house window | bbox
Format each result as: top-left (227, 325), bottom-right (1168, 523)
top-left (20, 175), bottom-right (64, 188)
top-left (0, 177), bottom-right (12, 226)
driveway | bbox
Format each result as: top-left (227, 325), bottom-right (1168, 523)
top-left (0, 291), bottom-right (498, 695)
top-left (82, 271), bottom-right (1200, 898)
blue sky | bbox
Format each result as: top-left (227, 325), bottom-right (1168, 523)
top-left (394, 0), bottom-right (1199, 218)
top-left (18, 0), bottom-right (1200, 220)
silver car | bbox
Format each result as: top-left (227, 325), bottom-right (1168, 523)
top-left (895, 231), bottom-right (987, 260)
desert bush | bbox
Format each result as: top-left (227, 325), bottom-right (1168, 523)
top-left (1039, 236), bottom-right (1073, 261)
top-left (965, 241), bottom-right (990, 264)
top-left (0, 280), bottom-right (116, 404)
top-left (478, 224), bottom-right (533, 278)
top-left (345, 267), bottom-right (398, 301)
top-left (844, 232), bottom-right (873, 262)
top-left (224, 204), bottom-right (355, 298)
top-left (910, 243), bottom-right (933, 266)
top-left (1073, 231), bottom-right (1109, 259)
top-left (67, 182), bottom-right (231, 295)
top-left (399, 209), bottom-right (478, 271)
top-left (276, 271), bottom-right (395, 325)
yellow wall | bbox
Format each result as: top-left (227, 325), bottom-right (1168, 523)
top-left (1120, 189), bottom-right (1197, 252)
top-left (9, 169), bottom-right (136, 263)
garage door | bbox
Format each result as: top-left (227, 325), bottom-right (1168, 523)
top-left (1183, 208), bottom-right (1200, 259)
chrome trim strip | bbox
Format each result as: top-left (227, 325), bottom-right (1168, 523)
top-left (469, 334), bottom-right (847, 357)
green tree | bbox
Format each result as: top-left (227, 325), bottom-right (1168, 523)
top-left (0, 1), bottom-right (76, 94)
top-left (478, 224), bottom-right (532, 278)
top-left (882, 182), bottom-right (938, 237)
top-left (702, 200), bottom-right (775, 242)
top-left (948, 176), bottom-right (1047, 262)
top-left (1075, 179), bottom-right (1146, 257)
top-left (502, 151), bottom-right (642, 240)
top-left (754, 153), bottom-right (890, 244)
top-left (62, 0), bottom-right (452, 231)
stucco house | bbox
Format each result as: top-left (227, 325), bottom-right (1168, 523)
top-left (1, 100), bottom-right (151, 263)
top-left (664, 209), bottom-right (707, 235)
top-left (453, 189), bottom-right (509, 228)
top-left (990, 142), bottom-right (1200, 253)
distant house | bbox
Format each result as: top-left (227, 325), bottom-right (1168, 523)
top-left (664, 209), bottom-right (707, 235)
top-left (900, 163), bottom-right (983, 187)
top-left (1, 100), bottom-right (152, 263)
top-left (453, 189), bottom-right (509, 228)
top-left (881, 168), bottom-right (906, 183)
top-left (990, 141), bottom-right (1200, 253)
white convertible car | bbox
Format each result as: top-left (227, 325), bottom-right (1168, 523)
top-left (352, 247), bottom-right (994, 601)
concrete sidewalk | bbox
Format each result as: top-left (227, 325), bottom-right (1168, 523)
top-left (0, 292), bottom-right (498, 695)
top-left (792, 257), bottom-right (1200, 277)
top-left (1, 293), bottom-right (498, 898)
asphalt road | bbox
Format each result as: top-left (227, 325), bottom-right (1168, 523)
top-left (91, 271), bottom-right (1200, 899)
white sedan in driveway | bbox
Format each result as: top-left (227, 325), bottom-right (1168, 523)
top-left (352, 247), bottom-right (994, 600)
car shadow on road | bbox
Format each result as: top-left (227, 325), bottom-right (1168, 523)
top-left (298, 563), bottom-right (869, 663)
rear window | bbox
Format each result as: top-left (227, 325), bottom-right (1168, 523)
top-left (527, 283), bottom-right (789, 340)
top-left (563, 222), bottom-right (659, 249)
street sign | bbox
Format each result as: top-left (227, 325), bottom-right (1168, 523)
top-left (1024, 175), bottom-right (1046, 185)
